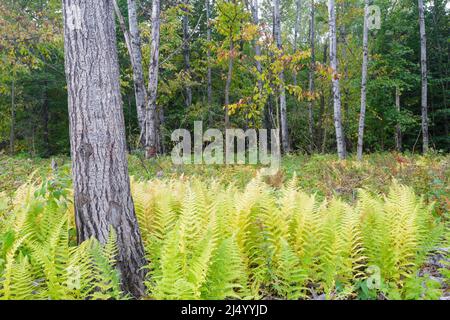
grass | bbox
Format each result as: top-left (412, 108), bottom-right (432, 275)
top-left (1, 151), bottom-right (448, 219)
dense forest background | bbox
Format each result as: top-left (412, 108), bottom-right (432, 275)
top-left (0, 0), bottom-right (448, 157)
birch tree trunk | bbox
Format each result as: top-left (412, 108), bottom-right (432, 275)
top-left (318, 41), bottom-right (328, 149)
top-left (395, 86), bottom-right (402, 151)
top-left (113, 0), bottom-right (147, 139)
top-left (250, 0), bottom-right (263, 93)
top-left (206, 0), bottom-right (213, 125)
top-left (62, 0), bottom-right (147, 297)
top-left (224, 34), bottom-right (233, 128)
top-left (308, 0), bottom-right (315, 152)
top-left (183, 0), bottom-right (192, 108)
top-left (10, 66), bottom-right (15, 156)
top-left (328, 0), bottom-right (346, 159)
top-left (293, 0), bottom-right (301, 86)
top-left (418, 0), bottom-right (429, 152)
top-left (357, 0), bottom-right (369, 161)
top-left (145, 0), bottom-right (161, 158)
top-left (274, 0), bottom-right (290, 152)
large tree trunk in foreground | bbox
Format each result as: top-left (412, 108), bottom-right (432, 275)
top-left (328, 0), bottom-right (346, 159)
top-left (274, 0), bottom-right (290, 152)
top-left (145, 0), bottom-right (161, 157)
top-left (357, 0), bottom-right (369, 161)
top-left (62, 0), bottom-right (147, 298)
top-left (418, 0), bottom-right (429, 152)
top-left (113, 0), bottom-right (147, 142)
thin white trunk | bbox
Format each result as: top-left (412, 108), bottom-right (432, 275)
top-left (293, 0), bottom-right (301, 86)
top-left (10, 66), bottom-right (15, 155)
top-left (418, 0), bottom-right (429, 152)
top-left (145, 0), bottom-right (160, 157)
top-left (224, 35), bottom-right (233, 128)
top-left (395, 86), bottom-right (402, 151)
top-left (328, 0), bottom-right (346, 159)
top-left (206, 0), bottom-right (213, 124)
top-left (308, 0), bottom-right (315, 152)
top-left (274, 0), bottom-right (290, 152)
top-left (357, 0), bottom-right (369, 161)
top-left (113, 0), bottom-right (147, 138)
top-left (183, 0), bottom-right (192, 107)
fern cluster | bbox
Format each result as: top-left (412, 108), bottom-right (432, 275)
top-left (132, 176), bottom-right (444, 300)
top-left (0, 176), bottom-right (445, 300)
top-left (0, 182), bottom-right (123, 300)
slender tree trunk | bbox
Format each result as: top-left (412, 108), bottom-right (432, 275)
top-left (317, 41), bottom-right (328, 148)
top-left (113, 0), bottom-right (147, 139)
top-left (357, 0), bottom-right (369, 161)
top-left (307, 0), bottom-right (315, 152)
top-left (206, 0), bottom-right (213, 125)
top-left (395, 86), bottom-right (402, 151)
top-left (145, 0), bottom-right (161, 157)
top-left (224, 33), bottom-right (233, 128)
top-left (274, 0), bottom-right (290, 152)
top-left (62, 0), bottom-right (147, 298)
top-left (293, 0), bottom-right (301, 86)
top-left (418, 0), bottom-right (429, 152)
top-left (10, 67), bottom-right (15, 156)
top-left (328, 0), bottom-right (346, 159)
top-left (249, 0), bottom-right (268, 129)
top-left (42, 82), bottom-right (50, 156)
top-left (183, 0), bottom-right (192, 108)
top-left (432, 0), bottom-right (448, 138)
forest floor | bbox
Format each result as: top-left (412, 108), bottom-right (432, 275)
top-left (1, 152), bottom-right (449, 219)
top-left (0, 151), bottom-right (449, 300)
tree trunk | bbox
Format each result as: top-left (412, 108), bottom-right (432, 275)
top-left (145, 0), bottom-right (161, 158)
top-left (357, 0), bottom-right (369, 161)
top-left (62, 0), bottom-right (147, 298)
top-left (10, 67), bottom-right (15, 156)
top-left (274, 0), bottom-right (290, 152)
top-left (317, 41), bottom-right (328, 149)
top-left (42, 81), bottom-right (50, 156)
top-left (293, 0), bottom-right (301, 86)
top-left (418, 0), bottom-right (429, 152)
top-left (206, 0), bottom-right (213, 125)
top-left (183, 0), bottom-right (192, 108)
top-left (307, 0), bottom-right (315, 153)
top-left (328, 0), bottom-right (346, 159)
top-left (395, 86), bottom-right (402, 151)
top-left (224, 33), bottom-right (233, 128)
top-left (113, 0), bottom-right (147, 140)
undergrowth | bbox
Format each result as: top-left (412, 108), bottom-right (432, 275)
top-left (0, 172), bottom-right (446, 299)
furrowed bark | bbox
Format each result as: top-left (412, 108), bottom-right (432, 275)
top-left (62, 0), bottom-right (147, 298)
top-left (357, 0), bottom-right (369, 161)
top-left (328, 0), bottom-right (346, 159)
